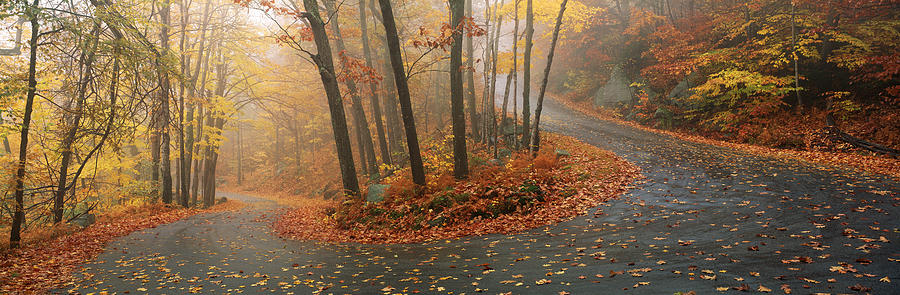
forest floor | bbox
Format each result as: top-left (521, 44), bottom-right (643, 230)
top-left (57, 78), bottom-right (899, 294)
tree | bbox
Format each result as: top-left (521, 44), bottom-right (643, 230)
top-left (480, 0), bottom-right (495, 143)
top-left (511, 0), bottom-right (520, 150)
top-left (464, 0), bottom-right (479, 140)
top-left (449, 0), bottom-right (469, 179)
top-left (158, 0), bottom-right (174, 204)
top-left (376, 0), bottom-right (427, 186)
top-left (9, 0), bottom-right (40, 249)
top-left (302, 0), bottom-right (360, 195)
top-left (53, 24), bottom-right (101, 223)
top-left (489, 0), bottom-right (506, 157)
top-left (500, 0), bottom-right (520, 139)
top-left (201, 55), bottom-right (228, 207)
top-left (790, 0), bottom-right (801, 107)
top-left (367, 0), bottom-right (404, 158)
top-left (323, 0), bottom-right (378, 176)
top-left (529, 0), bottom-right (568, 152)
top-left (181, 0), bottom-right (211, 207)
top-left (358, 0), bottom-right (392, 167)
top-left (521, 0), bottom-right (533, 148)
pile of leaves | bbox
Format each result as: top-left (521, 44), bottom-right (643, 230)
top-left (0, 200), bottom-right (243, 294)
top-left (273, 133), bottom-right (639, 244)
top-left (554, 95), bottom-right (900, 179)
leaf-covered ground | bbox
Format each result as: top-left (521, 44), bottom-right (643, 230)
top-left (273, 133), bottom-right (639, 244)
top-left (0, 200), bottom-right (243, 294)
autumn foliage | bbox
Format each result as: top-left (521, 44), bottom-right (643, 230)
top-left (552, 0), bottom-right (900, 156)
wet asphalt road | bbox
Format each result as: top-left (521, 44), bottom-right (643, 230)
top-left (66, 77), bottom-right (898, 294)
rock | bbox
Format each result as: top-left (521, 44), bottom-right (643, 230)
top-left (593, 65), bottom-right (633, 107)
top-left (216, 197), bottom-right (228, 204)
top-left (667, 72), bottom-right (699, 100)
top-left (366, 184), bottom-right (390, 203)
top-left (72, 213), bottom-right (96, 228)
top-left (555, 149), bottom-right (571, 158)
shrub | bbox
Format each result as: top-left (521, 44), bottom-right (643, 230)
top-left (428, 194), bottom-right (454, 212)
top-left (487, 199), bottom-right (517, 216)
top-left (532, 151), bottom-right (559, 170)
top-left (519, 179), bottom-right (541, 194)
top-left (385, 176), bottom-right (419, 201)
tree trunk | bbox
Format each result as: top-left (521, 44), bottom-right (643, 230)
top-left (521, 0), bottom-right (534, 148)
top-left (481, 0), bottom-right (495, 143)
top-left (512, 0), bottom-right (520, 150)
top-left (465, 0), bottom-right (479, 140)
top-left (500, 68), bottom-right (513, 126)
top-left (185, 0), bottom-right (211, 207)
top-left (176, 0), bottom-right (193, 207)
top-left (529, 0), bottom-right (568, 152)
top-left (237, 123), bottom-right (243, 185)
top-left (303, 0), bottom-right (360, 195)
top-left (192, 105), bottom-right (204, 206)
top-left (10, 0), bottom-right (39, 248)
top-left (489, 0), bottom-right (505, 157)
top-left (202, 115), bottom-right (226, 207)
top-left (274, 126), bottom-right (282, 163)
top-left (324, 0), bottom-right (378, 175)
top-left (192, 39), bottom-right (214, 206)
top-left (150, 120), bottom-right (160, 184)
top-left (353, 122), bottom-right (365, 174)
top-left (790, 1), bottom-right (802, 107)
top-left (377, 0), bottom-right (427, 186)
top-left (359, 0), bottom-right (392, 166)
top-left (294, 118), bottom-right (302, 172)
top-left (368, 0), bottom-right (405, 156)
top-left (2, 135), bottom-right (10, 154)
top-left (158, 0), bottom-right (174, 204)
top-left (449, 0), bottom-right (470, 179)
top-left (502, 0), bottom-right (519, 125)
top-left (202, 55), bottom-right (228, 207)
top-left (53, 24), bottom-right (101, 223)
top-left (201, 113), bottom-right (214, 207)
top-left (381, 54), bottom-right (404, 155)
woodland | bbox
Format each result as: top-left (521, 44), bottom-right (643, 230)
top-left (0, 0), bottom-right (898, 294)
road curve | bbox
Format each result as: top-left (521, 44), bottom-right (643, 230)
top-left (66, 76), bottom-right (899, 294)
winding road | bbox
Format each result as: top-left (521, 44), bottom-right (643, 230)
top-left (66, 77), bottom-right (899, 294)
